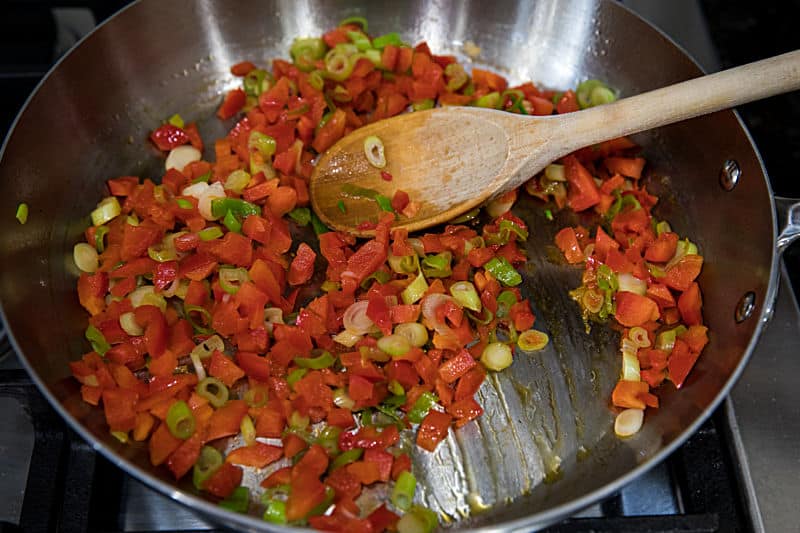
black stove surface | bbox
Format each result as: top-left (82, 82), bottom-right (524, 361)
top-left (1, 1), bottom-right (797, 532)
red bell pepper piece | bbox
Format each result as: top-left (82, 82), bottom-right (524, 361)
top-left (288, 243), bottom-right (316, 286)
top-left (664, 255), bottom-right (704, 291)
top-left (235, 351), bottom-right (271, 382)
top-left (225, 442), bottom-right (283, 468)
top-left (346, 461), bottom-right (382, 485)
top-left (153, 261), bottom-right (178, 291)
top-left (611, 380), bottom-right (650, 409)
top-left (645, 232), bottom-right (679, 263)
top-left (604, 157), bottom-right (646, 180)
top-left (668, 338), bottom-right (700, 389)
top-left (564, 155), bottom-right (601, 212)
top-left (77, 272), bottom-right (108, 316)
top-left (108, 176), bottom-right (139, 196)
top-left (134, 305), bottom-right (168, 357)
top-left (614, 291), bottom-right (660, 327)
top-left (167, 429), bottom-right (205, 479)
top-left (206, 400), bottom-right (249, 442)
top-left (102, 388), bottom-right (139, 432)
top-left (148, 422), bottom-right (183, 466)
top-left (554, 227), bottom-right (584, 264)
top-left (208, 350), bottom-right (246, 387)
top-left (150, 124), bottom-right (189, 151)
top-left (437, 349), bottom-right (476, 384)
top-left (312, 108), bottom-right (347, 153)
top-left (348, 374), bottom-right (375, 402)
top-left (216, 88), bottom-right (246, 120)
top-left (293, 444), bottom-right (329, 478)
top-left (677, 282), bottom-right (703, 326)
top-left (203, 462), bottom-right (243, 498)
top-left (286, 472), bottom-right (327, 521)
top-left (556, 90), bottom-right (579, 114)
top-left (416, 409), bottom-right (452, 452)
top-left (363, 448), bottom-right (393, 482)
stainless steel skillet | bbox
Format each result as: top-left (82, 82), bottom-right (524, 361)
top-left (0, 0), bottom-right (798, 530)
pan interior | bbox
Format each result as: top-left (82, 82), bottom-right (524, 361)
top-left (0, 0), bottom-right (773, 529)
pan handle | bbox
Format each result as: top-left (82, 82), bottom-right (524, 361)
top-left (776, 196), bottom-right (800, 254)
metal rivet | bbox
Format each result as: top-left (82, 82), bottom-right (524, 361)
top-left (735, 291), bottom-right (756, 323)
top-left (719, 159), bottom-right (741, 191)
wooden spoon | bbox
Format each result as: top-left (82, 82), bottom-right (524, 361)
top-left (310, 50), bottom-right (800, 236)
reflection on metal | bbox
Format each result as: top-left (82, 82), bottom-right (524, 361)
top-left (0, 398), bottom-right (35, 525)
top-left (735, 292), bottom-right (756, 323)
top-left (719, 159), bottom-right (741, 191)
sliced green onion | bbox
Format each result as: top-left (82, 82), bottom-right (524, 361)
top-left (243, 69), bottom-right (269, 97)
top-left (347, 31), bottom-right (371, 51)
top-left (317, 425), bottom-right (342, 456)
top-left (222, 210), bottom-right (242, 233)
top-left (596, 264), bottom-right (619, 292)
top-left (224, 169), bottom-right (251, 194)
top-left (377, 334), bottom-right (412, 357)
top-left (576, 79), bottom-right (617, 108)
top-left (656, 326), bottom-right (687, 352)
top-left (129, 285), bottom-right (168, 311)
top-left (324, 48), bottom-right (357, 81)
top-left (621, 339), bottom-right (641, 381)
top-left (198, 226), bottom-right (223, 241)
top-left (294, 351), bottom-right (336, 369)
top-left (340, 183), bottom-right (380, 199)
top-left (168, 113), bottom-right (184, 128)
top-left (392, 471), bottom-right (417, 511)
top-left (185, 305), bottom-right (215, 335)
top-left (331, 448), bottom-right (363, 470)
top-left (15, 203), bottom-right (28, 224)
top-left (467, 308), bottom-right (494, 325)
top-left (192, 171), bottom-right (211, 184)
top-left (166, 400), bottom-right (196, 440)
top-left (337, 200), bottom-right (347, 213)
top-left (287, 368), bottom-right (308, 388)
top-left (449, 281), bottom-right (481, 312)
top-left (401, 271), bottom-right (429, 305)
top-left (288, 207), bottom-right (311, 226)
top-left (193, 446), bottom-right (223, 490)
top-left (618, 273), bottom-right (647, 296)
top-left (407, 391), bottom-right (438, 424)
top-left (262, 499), bottom-right (287, 524)
top-left (485, 256), bottom-right (522, 287)
top-left (363, 135), bottom-right (386, 168)
top-left (475, 91), bottom-right (502, 109)
top-left (372, 32), bottom-right (403, 49)
top-left (148, 242), bottom-right (177, 262)
top-left (290, 37), bottom-right (327, 72)
top-left (119, 311), bottom-right (144, 336)
top-left (85, 324), bottom-right (110, 356)
top-left (218, 486), bottom-right (250, 513)
top-left (397, 505), bottom-right (438, 533)
top-left (422, 251), bottom-right (452, 279)
top-left (388, 254), bottom-right (419, 274)
top-left (517, 329), bottom-right (549, 352)
top-left (175, 198), bottom-right (193, 210)
top-left (444, 63), bottom-right (468, 92)
top-left (655, 221), bottom-right (672, 236)
top-left (218, 266), bottom-right (249, 295)
top-left (309, 69), bottom-right (325, 91)
top-left (412, 98), bottom-right (435, 111)
top-left (333, 387), bottom-right (355, 409)
top-left (590, 85), bottom-right (617, 106)
top-left (544, 209), bottom-right (554, 221)
top-left (94, 225), bottom-right (109, 252)
top-left (244, 385), bottom-right (269, 408)
top-left (240, 414), bottom-right (256, 446)
top-left (289, 410), bottom-right (310, 432)
top-left (248, 131), bottom-right (277, 159)
top-left (74, 242), bottom-right (99, 273)
top-left (110, 430), bottom-right (128, 443)
top-left (196, 377), bottom-right (229, 408)
top-left (91, 197), bottom-right (121, 226)
top-left (339, 15), bottom-right (368, 31)
top-left (481, 342), bottom-right (513, 371)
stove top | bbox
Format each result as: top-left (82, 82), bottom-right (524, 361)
top-left (1, 1), bottom-right (799, 532)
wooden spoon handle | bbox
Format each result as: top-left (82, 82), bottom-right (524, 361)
top-left (545, 50), bottom-right (800, 157)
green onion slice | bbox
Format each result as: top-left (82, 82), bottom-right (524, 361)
top-left (196, 377), bottom-right (229, 408)
top-left (15, 203), bottom-right (29, 224)
top-left (193, 446), bottom-right (223, 490)
top-left (407, 391), bottom-right (439, 424)
top-left (485, 256), bottom-right (522, 287)
top-left (166, 400), bottom-right (196, 439)
top-left (294, 351), bottom-right (336, 369)
top-left (392, 471), bottom-right (417, 511)
top-left (85, 324), bottom-right (110, 356)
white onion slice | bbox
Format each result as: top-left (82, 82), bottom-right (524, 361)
top-left (73, 243), bottom-right (98, 273)
top-left (618, 273), bottom-right (647, 295)
top-left (614, 408), bottom-right (644, 437)
top-left (166, 145), bottom-right (201, 172)
top-left (420, 293), bottom-right (458, 336)
top-left (343, 300), bottom-right (376, 335)
top-left (181, 181), bottom-right (208, 198)
top-left (485, 189), bottom-right (518, 217)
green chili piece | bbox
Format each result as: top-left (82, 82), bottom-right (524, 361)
top-left (287, 368), bottom-right (308, 388)
top-left (166, 400), bottom-right (196, 440)
top-left (407, 391), bottom-right (439, 424)
top-left (372, 32), bottom-right (404, 49)
top-left (185, 305), bottom-right (215, 335)
top-left (262, 499), bottom-right (287, 524)
top-left (15, 203), bottom-right (29, 224)
top-left (218, 486), bottom-right (250, 513)
top-left (421, 251), bottom-right (452, 279)
top-left (495, 290), bottom-right (518, 319)
top-left (223, 210), bottom-right (242, 234)
top-left (210, 198), bottom-right (260, 219)
top-left (339, 15), bottom-right (368, 31)
top-left (337, 200), bottom-right (347, 213)
top-left (310, 212), bottom-right (330, 235)
top-left (485, 256), bottom-right (522, 287)
top-left (196, 377), bottom-right (229, 408)
top-left (375, 194), bottom-right (395, 212)
top-left (288, 207), bottom-right (311, 226)
top-left (294, 351), bottom-right (336, 369)
top-left (94, 225), bottom-right (109, 253)
top-left (331, 448), bottom-right (363, 470)
top-left (85, 324), bottom-right (110, 356)
top-left (193, 446), bottom-right (223, 490)
top-left (198, 226), bottom-right (223, 241)
top-left (243, 68), bottom-right (269, 97)
top-left (192, 171), bottom-right (211, 184)
top-left (392, 471), bottom-right (417, 511)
